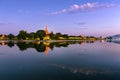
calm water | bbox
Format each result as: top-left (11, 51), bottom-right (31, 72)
top-left (0, 41), bottom-right (120, 80)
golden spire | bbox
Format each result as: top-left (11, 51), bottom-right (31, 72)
top-left (45, 25), bottom-right (49, 35)
top-left (44, 25), bottom-right (50, 40)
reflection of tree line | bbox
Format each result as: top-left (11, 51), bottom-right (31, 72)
top-left (0, 41), bottom-right (96, 54)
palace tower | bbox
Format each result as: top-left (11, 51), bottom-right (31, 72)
top-left (44, 26), bottom-right (50, 40)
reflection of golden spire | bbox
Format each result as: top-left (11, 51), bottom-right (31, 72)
top-left (45, 46), bottom-right (49, 55)
top-left (36, 41), bottom-right (40, 44)
top-left (81, 41), bottom-right (85, 46)
top-left (43, 42), bottom-right (50, 46)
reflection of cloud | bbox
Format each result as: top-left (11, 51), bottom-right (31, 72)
top-left (49, 63), bottom-right (119, 75)
top-left (50, 2), bottom-right (118, 14)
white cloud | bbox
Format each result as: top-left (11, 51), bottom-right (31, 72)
top-left (50, 2), bottom-right (118, 14)
top-left (51, 9), bottom-right (67, 15)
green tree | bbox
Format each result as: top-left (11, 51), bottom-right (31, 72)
top-left (7, 33), bottom-right (15, 40)
top-left (17, 30), bottom-right (28, 40)
top-left (49, 31), bottom-right (55, 39)
top-left (36, 30), bottom-right (46, 40)
top-left (62, 34), bottom-right (69, 39)
top-left (27, 32), bottom-right (35, 40)
top-left (53, 32), bottom-right (62, 40)
top-left (56, 33), bottom-right (62, 37)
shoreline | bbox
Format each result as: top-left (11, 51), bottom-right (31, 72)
top-left (0, 39), bottom-right (103, 43)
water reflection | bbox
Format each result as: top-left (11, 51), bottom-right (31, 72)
top-left (7, 41), bottom-right (15, 47)
top-left (0, 41), bottom-right (6, 46)
top-left (49, 63), bottom-right (118, 75)
top-left (0, 40), bottom-right (120, 55)
top-left (0, 40), bottom-right (120, 80)
top-left (111, 40), bottom-right (120, 44)
top-left (106, 40), bottom-right (120, 44)
top-left (0, 40), bottom-right (97, 54)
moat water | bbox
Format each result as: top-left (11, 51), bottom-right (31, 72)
top-left (0, 40), bottom-right (120, 80)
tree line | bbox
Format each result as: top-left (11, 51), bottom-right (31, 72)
top-left (0, 29), bottom-right (102, 40)
top-left (0, 30), bottom-right (69, 40)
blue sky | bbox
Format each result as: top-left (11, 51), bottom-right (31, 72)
top-left (0, 0), bottom-right (120, 36)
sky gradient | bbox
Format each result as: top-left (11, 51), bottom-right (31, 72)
top-left (0, 0), bottom-right (120, 36)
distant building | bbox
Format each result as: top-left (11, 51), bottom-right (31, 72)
top-left (81, 35), bottom-right (85, 38)
top-left (113, 37), bottom-right (120, 40)
top-left (44, 26), bottom-right (50, 40)
top-left (0, 34), bottom-right (5, 39)
top-left (112, 34), bottom-right (120, 40)
top-left (99, 36), bottom-right (103, 39)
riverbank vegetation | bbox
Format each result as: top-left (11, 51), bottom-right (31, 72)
top-left (0, 29), bottom-right (103, 41)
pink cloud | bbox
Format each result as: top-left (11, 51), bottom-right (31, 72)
top-left (51, 2), bottom-right (118, 14)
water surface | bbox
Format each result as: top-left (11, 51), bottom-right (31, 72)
top-left (0, 41), bottom-right (120, 80)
